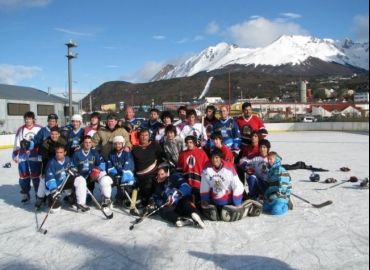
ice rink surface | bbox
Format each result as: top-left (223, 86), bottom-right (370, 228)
top-left (0, 131), bottom-right (368, 270)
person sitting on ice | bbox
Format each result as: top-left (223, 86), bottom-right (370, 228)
top-left (200, 148), bottom-right (262, 222)
top-left (44, 144), bottom-right (89, 212)
top-left (263, 151), bottom-right (293, 215)
top-left (239, 139), bottom-right (271, 200)
top-left (149, 165), bottom-right (205, 228)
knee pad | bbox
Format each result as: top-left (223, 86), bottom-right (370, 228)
top-left (221, 204), bottom-right (248, 222)
top-left (201, 204), bottom-right (220, 221)
top-left (99, 175), bottom-right (113, 187)
top-left (248, 200), bottom-right (263, 217)
top-left (74, 176), bottom-right (87, 188)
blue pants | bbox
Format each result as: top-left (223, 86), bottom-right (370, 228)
top-left (18, 160), bottom-right (40, 194)
top-left (263, 201), bottom-right (289, 215)
top-left (247, 175), bottom-right (268, 199)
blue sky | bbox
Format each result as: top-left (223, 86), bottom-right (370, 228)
top-left (0, 0), bottom-right (368, 101)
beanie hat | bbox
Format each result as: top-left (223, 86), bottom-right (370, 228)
top-left (71, 114), bottom-right (83, 122)
top-left (113, 136), bottom-right (125, 145)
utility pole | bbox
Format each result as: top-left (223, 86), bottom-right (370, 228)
top-left (65, 40), bottom-right (78, 121)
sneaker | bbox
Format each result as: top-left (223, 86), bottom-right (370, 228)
top-left (76, 204), bottom-right (90, 212)
top-left (21, 193), bottom-right (30, 205)
top-left (175, 217), bottom-right (194, 227)
top-left (191, 213), bottom-right (206, 229)
top-left (34, 196), bottom-right (44, 210)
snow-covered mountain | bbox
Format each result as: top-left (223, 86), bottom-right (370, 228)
top-left (152, 35), bottom-right (369, 81)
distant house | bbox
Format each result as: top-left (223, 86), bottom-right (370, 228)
top-left (354, 88), bottom-right (369, 102)
top-left (0, 84), bottom-right (78, 134)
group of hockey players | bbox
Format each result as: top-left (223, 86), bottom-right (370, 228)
top-left (12, 101), bottom-right (293, 229)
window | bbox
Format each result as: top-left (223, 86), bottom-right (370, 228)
top-left (37, 105), bottom-right (55, 116)
top-left (7, 103), bottom-right (30, 116)
top-left (64, 106), bottom-right (74, 116)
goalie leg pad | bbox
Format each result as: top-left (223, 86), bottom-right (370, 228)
top-left (201, 204), bottom-right (220, 221)
top-left (221, 205), bottom-right (247, 222)
top-left (248, 200), bottom-right (263, 217)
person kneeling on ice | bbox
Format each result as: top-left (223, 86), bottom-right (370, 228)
top-left (150, 166), bottom-right (206, 228)
top-left (263, 151), bottom-right (293, 215)
top-left (200, 148), bottom-right (262, 222)
top-left (44, 144), bottom-right (89, 212)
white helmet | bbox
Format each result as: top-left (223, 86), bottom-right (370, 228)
top-left (71, 114), bottom-right (83, 122)
top-left (113, 136), bottom-right (125, 145)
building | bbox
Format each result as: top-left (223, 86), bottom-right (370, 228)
top-left (354, 88), bottom-right (369, 102)
top-left (0, 84), bottom-right (78, 134)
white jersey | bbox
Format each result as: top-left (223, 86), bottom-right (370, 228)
top-left (239, 155), bottom-right (269, 181)
top-left (200, 161), bottom-right (244, 206)
top-left (180, 123), bottom-right (207, 143)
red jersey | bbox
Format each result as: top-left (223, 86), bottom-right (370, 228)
top-left (241, 144), bottom-right (259, 159)
top-left (236, 115), bottom-right (267, 147)
top-left (177, 148), bottom-right (209, 189)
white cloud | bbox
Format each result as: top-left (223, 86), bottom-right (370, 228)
top-left (227, 17), bottom-right (309, 47)
top-left (352, 14), bottom-right (369, 42)
top-left (0, 64), bottom-right (42, 85)
top-left (279, 13), bottom-right (301, 19)
top-left (119, 52), bottom-right (195, 83)
top-left (206, 21), bottom-right (220, 35)
top-left (0, 0), bottom-right (51, 10)
top-left (153, 36), bottom-right (166, 40)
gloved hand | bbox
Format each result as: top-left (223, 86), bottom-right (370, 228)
top-left (90, 166), bottom-right (101, 182)
top-left (50, 189), bottom-right (61, 200)
top-left (166, 188), bottom-right (182, 206)
top-left (108, 167), bottom-right (118, 175)
top-left (20, 139), bottom-right (34, 151)
top-left (246, 165), bottom-right (255, 175)
top-left (68, 167), bottom-right (79, 177)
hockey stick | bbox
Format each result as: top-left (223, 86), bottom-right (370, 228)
top-left (86, 189), bottom-right (113, 220)
top-left (123, 189), bottom-right (142, 218)
top-left (129, 202), bottom-right (169, 231)
top-left (291, 193), bottom-right (332, 208)
top-left (328, 177), bottom-right (359, 189)
top-left (38, 174), bottom-right (70, 235)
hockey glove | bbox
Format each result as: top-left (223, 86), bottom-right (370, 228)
top-left (246, 165), bottom-right (255, 175)
top-left (107, 167), bottom-right (118, 176)
top-left (20, 139), bottom-right (34, 151)
top-left (50, 189), bottom-right (62, 200)
top-left (90, 166), bottom-right (101, 182)
top-left (166, 189), bottom-right (182, 206)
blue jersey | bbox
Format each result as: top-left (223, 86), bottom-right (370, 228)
top-left (126, 118), bottom-right (147, 130)
top-left (106, 150), bottom-right (135, 184)
top-left (45, 156), bottom-right (73, 192)
top-left (213, 118), bottom-right (241, 151)
top-left (63, 127), bottom-right (85, 156)
top-left (32, 126), bottom-right (52, 147)
top-left (154, 173), bottom-right (191, 206)
top-left (71, 148), bottom-right (106, 179)
top-left (146, 120), bottom-right (164, 141)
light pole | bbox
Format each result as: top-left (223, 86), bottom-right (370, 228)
top-left (126, 89), bottom-right (138, 107)
top-left (89, 94), bottom-right (97, 113)
top-left (65, 40), bottom-right (78, 121)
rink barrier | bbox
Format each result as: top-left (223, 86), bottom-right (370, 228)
top-left (0, 122), bottom-right (368, 149)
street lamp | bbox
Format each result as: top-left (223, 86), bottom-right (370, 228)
top-left (89, 94), bottom-right (97, 113)
top-left (126, 89), bottom-right (139, 106)
top-left (65, 39), bottom-right (78, 121)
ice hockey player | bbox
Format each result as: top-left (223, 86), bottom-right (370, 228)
top-left (163, 124), bottom-right (186, 170)
top-left (146, 108), bottom-right (164, 142)
top-left (99, 136), bottom-right (135, 209)
top-left (263, 151), bottom-right (292, 215)
top-left (131, 128), bottom-right (164, 207)
top-left (212, 105), bottom-right (241, 162)
top-left (177, 135), bottom-right (209, 202)
top-left (180, 109), bottom-right (207, 148)
top-left (125, 107), bottom-right (146, 130)
top-left (84, 111), bottom-right (103, 137)
top-left (236, 102), bottom-right (268, 150)
top-left (35, 126), bottom-right (68, 210)
top-left (151, 166), bottom-right (205, 228)
top-left (239, 139), bottom-right (271, 200)
top-left (173, 106), bottom-right (188, 129)
top-left (209, 131), bottom-right (233, 162)
top-left (241, 130), bottom-right (261, 159)
top-left (44, 143), bottom-right (89, 212)
top-left (32, 113), bottom-right (59, 149)
top-left (60, 114), bottom-right (85, 157)
top-left (70, 135), bottom-right (106, 204)
top-left (203, 105), bottom-right (218, 138)
top-left (12, 111), bottom-right (42, 204)
top-left (155, 111), bottom-right (183, 147)
top-left (200, 148), bottom-right (260, 222)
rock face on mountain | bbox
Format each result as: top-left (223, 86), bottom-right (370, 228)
top-left (152, 35), bottom-right (369, 81)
